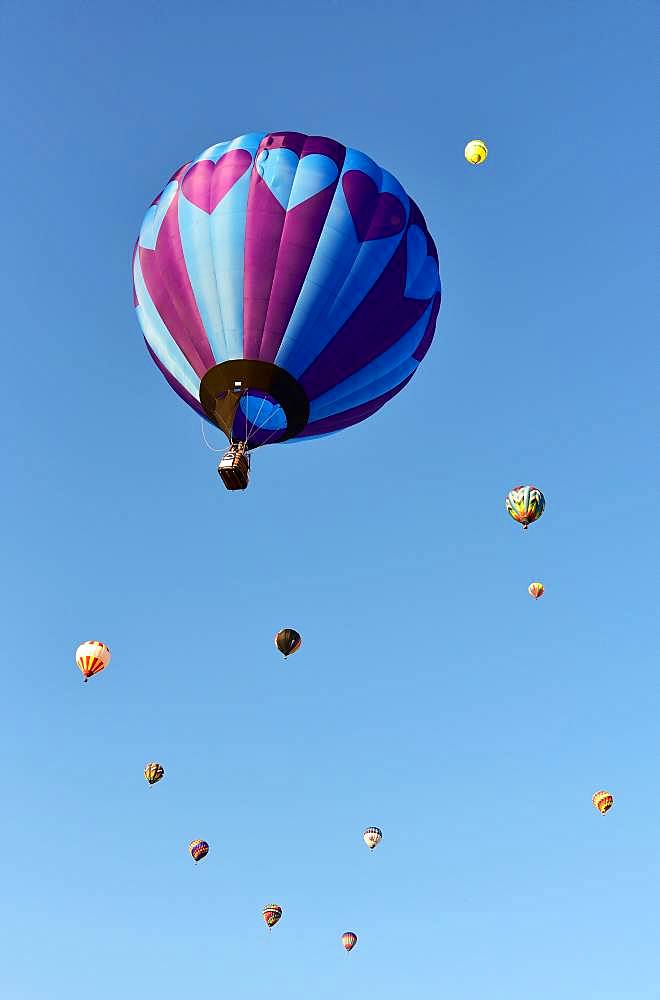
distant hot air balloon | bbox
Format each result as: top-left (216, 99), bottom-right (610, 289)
top-left (528, 582), bottom-right (545, 600)
top-left (133, 131), bottom-right (442, 490)
top-left (464, 139), bottom-right (488, 165)
top-left (275, 628), bottom-right (302, 658)
top-left (75, 641), bottom-right (111, 683)
top-left (144, 762), bottom-right (165, 786)
top-left (506, 486), bottom-right (545, 529)
top-left (363, 827), bottom-right (382, 850)
top-left (189, 839), bottom-right (209, 863)
top-left (263, 904), bottom-right (282, 929)
top-left (592, 791), bottom-right (613, 815)
top-left (342, 932), bottom-right (358, 953)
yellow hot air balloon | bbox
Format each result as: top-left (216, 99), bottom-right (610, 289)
top-left (75, 641), bottom-right (111, 683)
top-left (144, 762), bottom-right (165, 786)
top-left (592, 790), bottom-right (613, 815)
top-left (528, 582), bottom-right (545, 600)
top-left (465, 139), bottom-right (488, 165)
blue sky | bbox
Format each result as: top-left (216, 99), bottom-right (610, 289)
top-left (0, 2), bottom-right (657, 997)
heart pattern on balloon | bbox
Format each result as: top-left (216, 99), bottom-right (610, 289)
top-left (342, 170), bottom-right (406, 242)
top-left (181, 148), bottom-right (253, 214)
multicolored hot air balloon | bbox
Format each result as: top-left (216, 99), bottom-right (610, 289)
top-left (133, 131), bottom-right (441, 489)
top-left (528, 582), bottom-right (545, 600)
top-left (342, 932), bottom-right (358, 953)
top-left (189, 839), bottom-right (209, 863)
top-left (144, 762), bottom-right (165, 785)
top-left (363, 827), bottom-right (382, 850)
top-left (75, 641), bottom-right (111, 683)
top-left (506, 486), bottom-right (546, 529)
top-left (464, 139), bottom-right (488, 165)
top-left (275, 628), bottom-right (302, 658)
top-left (263, 904), bottom-right (282, 929)
top-left (592, 791), bottom-right (613, 815)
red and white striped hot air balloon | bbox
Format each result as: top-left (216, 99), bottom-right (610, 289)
top-left (75, 641), bottom-right (111, 683)
top-left (342, 932), bottom-right (358, 953)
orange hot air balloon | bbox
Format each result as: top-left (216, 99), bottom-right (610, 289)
top-left (528, 582), bottom-right (545, 600)
top-left (342, 932), bottom-right (358, 953)
top-left (592, 791), bottom-right (613, 815)
top-left (263, 904), bottom-right (282, 929)
top-left (75, 641), bottom-right (111, 682)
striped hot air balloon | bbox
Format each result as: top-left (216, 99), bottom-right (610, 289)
top-left (275, 628), bottom-right (302, 658)
top-left (342, 932), bottom-right (358, 953)
top-left (144, 762), bottom-right (165, 786)
top-left (362, 827), bottom-right (382, 850)
top-left (592, 791), bottom-right (613, 815)
top-left (75, 641), bottom-right (111, 683)
top-left (506, 486), bottom-right (545, 529)
top-left (132, 131), bottom-right (441, 489)
top-left (528, 582), bottom-right (545, 600)
top-left (263, 904), bottom-right (282, 929)
top-left (189, 839), bottom-right (209, 863)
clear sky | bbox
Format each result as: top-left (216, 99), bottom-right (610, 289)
top-left (0, 2), bottom-right (657, 998)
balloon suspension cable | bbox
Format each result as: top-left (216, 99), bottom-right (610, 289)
top-left (200, 420), bottom-right (225, 453)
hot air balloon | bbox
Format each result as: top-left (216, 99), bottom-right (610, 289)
top-left (144, 762), bottom-right (165, 785)
top-left (75, 641), bottom-right (111, 683)
top-left (464, 139), bottom-right (488, 165)
top-left (263, 904), bottom-right (282, 929)
top-left (592, 791), bottom-right (613, 815)
top-left (363, 827), bottom-right (382, 850)
top-left (506, 486), bottom-right (545, 529)
top-left (528, 582), bottom-right (545, 600)
top-left (133, 131), bottom-right (441, 490)
top-left (189, 839), bottom-right (209, 863)
top-left (275, 628), bottom-right (302, 658)
top-left (342, 932), bottom-right (358, 953)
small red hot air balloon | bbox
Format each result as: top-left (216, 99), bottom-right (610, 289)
top-left (528, 581), bottom-right (544, 600)
top-left (263, 904), bottom-right (282, 929)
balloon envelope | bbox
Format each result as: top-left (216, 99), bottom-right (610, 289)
top-left (528, 582), bottom-right (545, 599)
top-left (275, 628), bottom-right (302, 657)
top-left (506, 486), bottom-right (545, 529)
top-left (133, 131), bottom-right (441, 450)
top-left (144, 762), bottom-right (165, 785)
top-left (592, 791), bottom-right (613, 815)
top-left (342, 932), bottom-right (358, 952)
top-left (263, 904), bottom-right (282, 929)
top-left (464, 139), bottom-right (488, 165)
top-left (189, 839), bottom-right (209, 862)
top-left (363, 827), bottom-right (382, 849)
top-left (75, 641), bottom-right (111, 682)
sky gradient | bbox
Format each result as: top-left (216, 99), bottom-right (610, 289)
top-left (0, 2), bottom-right (657, 998)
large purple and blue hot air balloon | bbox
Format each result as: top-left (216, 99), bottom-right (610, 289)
top-left (133, 131), bottom-right (441, 488)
